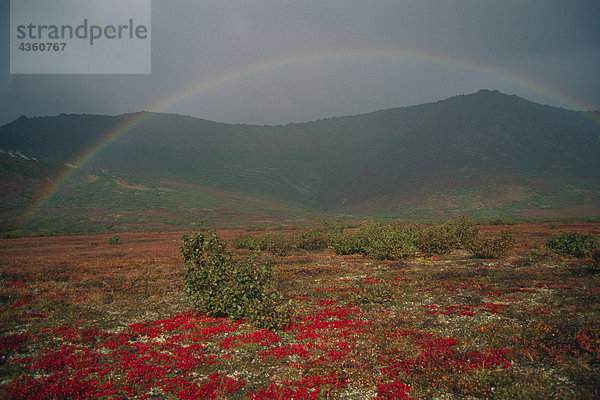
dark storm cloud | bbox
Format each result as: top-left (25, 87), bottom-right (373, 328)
top-left (1, 0), bottom-right (599, 126)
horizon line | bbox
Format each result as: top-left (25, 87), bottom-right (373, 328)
top-left (5, 88), bottom-right (598, 128)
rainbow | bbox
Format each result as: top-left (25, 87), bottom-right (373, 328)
top-left (20, 46), bottom-right (599, 229)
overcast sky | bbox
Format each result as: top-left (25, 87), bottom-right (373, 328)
top-left (1, 0), bottom-right (599, 126)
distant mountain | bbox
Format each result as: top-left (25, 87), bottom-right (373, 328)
top-left (1, 90), bottom-right (599, 234)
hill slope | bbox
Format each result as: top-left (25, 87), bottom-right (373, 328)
top-left (1, 90), bottom-right (599, 233)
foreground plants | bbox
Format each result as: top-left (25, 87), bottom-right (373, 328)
top-left (1, 223), bottom-right (599, 399)
top-left (181, 231), bottom-right (287, 330)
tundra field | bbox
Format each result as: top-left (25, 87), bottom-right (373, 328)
top-left (0, 221), bottom-right (599, 399)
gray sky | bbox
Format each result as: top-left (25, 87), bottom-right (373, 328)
top-left (1, 0), bottom-right (599, 126)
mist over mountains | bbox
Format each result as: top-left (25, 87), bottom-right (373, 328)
top-left (1, 90), bottom-right (599, 234)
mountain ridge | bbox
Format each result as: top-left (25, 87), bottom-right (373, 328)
top-left (2, 90), bottom-right (599, 234)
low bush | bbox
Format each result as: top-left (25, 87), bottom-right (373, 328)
top-left (453, 216), bottom-right (480, 248)
top-left (329, 219), bottom-right (483, 259)
top-left (546, 231), bottom-right (598, 258)
top-left (328, 229), bottom-right (369, 256)
top-left (364, 222), bottom-right (419, 260)
top-left (328, 222), bottom-right (419, 260)
top-left (234, 224), bottom-right (340, 255)
top-left (290, 228), bottom-right (333, 251)
top-left (181, 231), bottom-right (287, 330)
top-left (108, 234), bottom-right (121, 245)
top-left (417, 223), bottom-right (460, 255)
top-left (232, 234), bottom-right (258, 251)
top-left (233, 232), bottom-right (293, 255)
top-left (416, 217), bottom-right (477, 256)
top-left (466, 230), bottom-right (516, 259)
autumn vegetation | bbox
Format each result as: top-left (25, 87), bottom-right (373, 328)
top-left (0, 219), bottom-right (599, 399)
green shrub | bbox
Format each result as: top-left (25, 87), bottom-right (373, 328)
top-left (417, 224), bottom-right (460, 255)
top-left (233, 232), bottom-right (293, 255)
top-left (546, 231), bottom-right (598, 258)
top-left (328, 229), bottom-right (369, 256)
top-left (260, 232), bottom-right (294, 255)
top-left (108, 234), bottom-right (121, 245)
top-left (416, 217), bottom-right (477, 255)
top-left (291, 229), bottom-right (331, 251)
top-left (235, 225), bottom-right (337, 254)
top-left (364, 222), bottom-right (419, 260)
top-left (466, 230), bottom-right (516, 259)
top-left (328, 222), bottom-right (418, 260)
top-left (454, 216), bottom-right (479, 248)
top-left (181, 231), bottom-right (287, 330)
top-left (232, 234), bottom-right (259, 251)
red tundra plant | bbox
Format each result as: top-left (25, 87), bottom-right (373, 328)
top-left (10, 296), bottom-right (35, 308)
top-left (220, 329), bottom-right (280, 349)
top-left (381, 330), bottom-right (512, 379)
top-left (1, 311), bottom-right (250, 400)
top-left (0, 334), bottom-right (30, 352)
top-left (248, 373), bottom-right (346, 399)
top-left (175, 373), bottom-right (245, 400)
top-left (286, 304), bottom-right (367, 341)
top-left (376, 379), bottom-right (416, 399)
